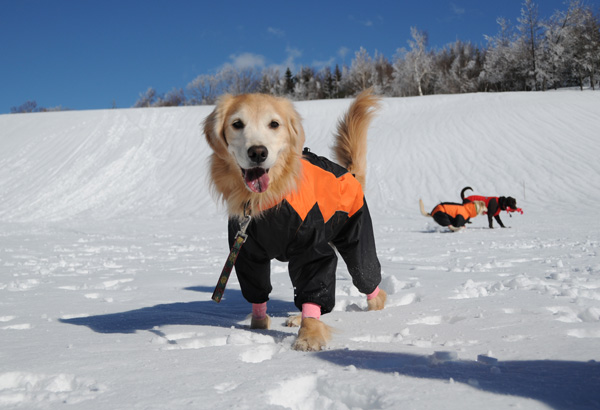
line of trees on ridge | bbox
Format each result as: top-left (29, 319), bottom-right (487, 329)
top-left (135, 0), bottom-right (599, 108)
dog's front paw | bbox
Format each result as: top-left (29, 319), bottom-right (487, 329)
top-left (292, 318), bottom-right (331, 351)
top-left (250, 314), bottom-right (271, 330)
top-left (367, 288), bottom-right (387, 311)
top-left (285, 315), bottom-right (302, 327)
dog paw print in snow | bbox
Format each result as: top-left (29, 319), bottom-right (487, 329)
top-left (239, 345), bottom-right (281, 363)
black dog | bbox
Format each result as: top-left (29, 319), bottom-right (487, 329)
top-left (461, 187), bottom-right (520, 229)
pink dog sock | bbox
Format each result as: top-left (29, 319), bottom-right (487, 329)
top-left (252, 302), bottom-right (267, 320)
top-left (301, 303), bottom-right (321, 320)
top-left (367, 287), bottom-right (380, 300)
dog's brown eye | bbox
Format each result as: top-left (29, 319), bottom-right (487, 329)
top-left (232, 120), bottom-right (244, 130)
top-left (269, 121), bottom-right (279, 129)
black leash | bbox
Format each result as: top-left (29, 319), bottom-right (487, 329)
top-left (211, 209), bottom-right (251, 303)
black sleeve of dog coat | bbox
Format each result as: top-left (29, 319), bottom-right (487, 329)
top-left (332, 200), bottom-right (381, 296)
top-left (454, 215), bottom-right (467, 227)
top-left (288, 241), bottom-right (338, 314)
top-left (432, 211), bottom-right (451, 227)
top-left (228, 219), bottom-right (272, 304)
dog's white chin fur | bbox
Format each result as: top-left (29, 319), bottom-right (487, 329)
top-left (292, 317), bottom-right (332, 351)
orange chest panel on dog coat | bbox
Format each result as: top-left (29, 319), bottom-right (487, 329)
top-left (280, 159), bottom-right (365, 223)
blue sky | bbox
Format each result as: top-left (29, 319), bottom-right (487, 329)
top-left (0, 0), bottom-right (584, 113)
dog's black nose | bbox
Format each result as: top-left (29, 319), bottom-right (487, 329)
top-left (248, 145), bottom-right (268, 164)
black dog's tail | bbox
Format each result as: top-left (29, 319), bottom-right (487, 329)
top-left (460, 186), bottom-right (473, 200)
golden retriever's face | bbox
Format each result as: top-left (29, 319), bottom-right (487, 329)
top-left (474, 200), bottom-right (487, 215)
top-left (224, 97), bottom-right (289, 193)
top-left (204, 94), bottom-right (305, 195)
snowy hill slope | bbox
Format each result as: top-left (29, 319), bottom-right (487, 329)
top-left (1, 90), bottom-right (598, 224)
top-left (1, 91), bottom-right (600, 410)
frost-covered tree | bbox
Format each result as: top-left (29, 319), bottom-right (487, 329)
top-left (321, 66), bottom-right (335, 99)
top-left (483, 18), bottom-right (522, 91)
top-left (258, 67), bottom-right (283, 95)
top-left (343, 47), bottom-right (375, 94)
top-left (284, 68), bottom-right (295, 96)
top-left (10, 101), bottom-right (67, 113)
top-left (516, 0), bottom-right (544, 90)
top-left (10, 100), bottom-right (40, 113)
top-left (569, 2), bottom-right (600, 89)
top-left (186, 66), bottom-right (261, 105)
top-left (186, 74), bottom-right (221, 105)
top-left (333, 64), bottom-right (343, 98)
top-left (372, 51), bottom-right (394, 95)
top-left (220, 66), bottom-right (261, 95)
top-left (404, 27), bottom-right (433, 96)
top-left (542, 0), bottom-right (600, 90)
top-left (294, 66), bottom-right (320, 101)
top-left (542, 3), bottom-right (577, 89)
top-left (154, 88), bottom-right (186, 107)
top-left (434, 40), bottom-right (483, 94)
top-left (391, 49), bottom-right (413, 96)
top-left (134, 87), bottom-right (158, 108)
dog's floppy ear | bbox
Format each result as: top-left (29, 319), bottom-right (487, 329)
top-left (203, 94), bottom-right (235, 158)
top-left (285, 99), bottom-right (306, 152)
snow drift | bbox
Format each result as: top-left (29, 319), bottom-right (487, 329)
top-left (1, 90), bottom-right (599, 410)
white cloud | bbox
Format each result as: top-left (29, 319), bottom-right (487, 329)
top-left (451, 2), bottom-right (465, 15)
top-left (348, 14), bottom-right (378, 27)
top-left (218, 45), bottom-right (347, 77)
top-left (338, 47), bottom-right (350, 59)
top-left (267, 27), bottom-right (285, 37)
top-left (311, 57), bottom-right (336, 70)
top-left (227, 53), bottom-right (266, 70)
top-left (280, 46), bottom-right (302, 71)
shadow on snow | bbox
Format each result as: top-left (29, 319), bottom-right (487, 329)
top-left (59, 286), bottom-right (296, 336)
top-left (58, 287), bottom-right (600, 409)
top-left (316, 349), bottom-right (600, 410)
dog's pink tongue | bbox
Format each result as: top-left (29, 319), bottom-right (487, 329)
top-left (244, 168), bottom-right (270, 193)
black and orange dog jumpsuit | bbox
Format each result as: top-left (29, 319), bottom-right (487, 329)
top-left (228, 149), bottom-right (381, 315)
top-left (430, 202), bottom-right (480, 228)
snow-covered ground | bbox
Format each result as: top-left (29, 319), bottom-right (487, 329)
top-left (1, 91), bottom-right (599, 409)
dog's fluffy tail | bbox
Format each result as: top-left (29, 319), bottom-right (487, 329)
top-left (460, 186), bottom-right (473, 200)
top-left (419, 199), bottom-right (431, 217)
top-left (333, 88), bottom-right (381, 189)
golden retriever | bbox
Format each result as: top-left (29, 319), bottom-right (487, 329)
top-left (204, 89), bottom-right (386, 351)
top-left (419, 198), bottom-right (487, 231)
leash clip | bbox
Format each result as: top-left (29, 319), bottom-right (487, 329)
top-left (236, 203), bottom-right (252, 242)
top-left (236, 215), bottom-right (251, 243)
